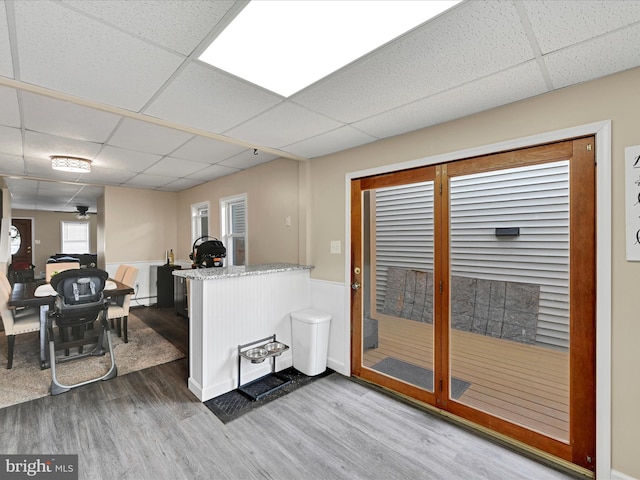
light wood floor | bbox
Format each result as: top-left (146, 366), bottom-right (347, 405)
top-left (363, 315), bottom-right (570, 441)
top-left (0, 308), bottom-right (581, 479)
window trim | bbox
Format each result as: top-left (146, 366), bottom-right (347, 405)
top-left (220, 193), bottom-right (248, 266)
top-left (191, 201), bottom-right (210, 247)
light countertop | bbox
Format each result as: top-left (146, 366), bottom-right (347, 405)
top-left (172, 263), bottom-right (313, 280)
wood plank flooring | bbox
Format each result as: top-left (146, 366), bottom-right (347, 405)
top-left (0, 307), bottom-right (583, 479)
top-left (363, 315), bottom-right (570, 441)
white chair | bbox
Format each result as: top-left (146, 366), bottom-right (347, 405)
top-left (45, 262), bottom-right (80, 283)
top-left (114, 264), bottom-right (128, 283)
top-left (108, 266), bottom-right (138, 343)
top-left (0, 272), bottom-right (41, 369)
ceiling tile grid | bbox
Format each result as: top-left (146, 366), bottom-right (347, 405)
top-left (543, 22), bottom-right (640, 89)
top-left (107, 118), bottom-right (195, 155)
top-left (13, 0), bottom-right (186, 111)
top-left (225, 101), bottom-right (343, 149)
top-left (523, 0), bottom-right (640, 54)
top-left (61, 0), bottom-right (237, 56)
top-left (21, 92), bottom-right (122, 143)
top-left (292, 0), bottom-right (535, 124)
top-left (353, 60), bottom-right (549, 139)
top-left (144, 62), bottom-right (283, 134)
top-left (284, 125), bottom-right (379, 159)
top-left (1, 0), bottom-right (640, 211)
top-left (0, 86), bottom-right (20, 127)
top-left (0, 1), bottom-right (13, 78)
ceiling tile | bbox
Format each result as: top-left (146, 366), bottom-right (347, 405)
top-left (354, 61), bottom-right (549, 139)
top-left (218, 150), bottom-right (278, 170)
top-left (144, 62), bottom-right (282, 133)
top-left (123, 173), bottom-right (175, 188)
top-left (225, 102), bottom-right (342, 149)
top-left (143, 157), bottom-right (209, 177)
top-left (22, 91), bottom-right (122, 142)
top-left (94, 145), bottom-right (161, 172)
top-left (160, 178), bottom-right (205, 191)
top-left (0, 86), bottom-right (19, 127)
top-left (0, 154), bottom-right (26, 176)
top-left (0, 125), bottom-right (23, 157)
top-left (23, 131), bottom-right (102, 161)
top-left (108, 118), bottom-right (194, 155)
top-left (524, 0), bottom-right (640, 54)
top-left (284, 126), bottom-right (378, 159)
top-left (544, 24), bottom-right (640, 89)
top-left (81, 166), bottom-right (136, 185)
top-left (293, 0), bottom-right (534, 123)
top-left (13, 0), bottom-right (185, 111)
top-left (171, 135), bottom-right (246, 163)
top-left (0, 1), bottom-right (13, 78)
top-left (186, 163), bottom-right (240, 182)
top-left (62, 0), bottom-right (237, 56)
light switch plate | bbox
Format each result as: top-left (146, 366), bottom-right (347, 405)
top-left (330, 240), bottom-right (341, 254)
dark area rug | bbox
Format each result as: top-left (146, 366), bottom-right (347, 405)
top-left (372, 357), bottom-right (470, 399)
top-left (204, 367), bottom-right (333, 424)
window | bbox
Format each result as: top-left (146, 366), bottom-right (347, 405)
top-left (191, 202), bottom-right (209, 244)
top-left (220, 194), bottom-right (247, 266)
top-left (61, 221), bottom-right (90, 254)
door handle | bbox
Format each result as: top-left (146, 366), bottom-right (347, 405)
top-left (351, 281), bottom-right (361, 291)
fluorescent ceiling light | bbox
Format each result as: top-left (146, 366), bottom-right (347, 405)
top-left (199, 0), bottom-right (460, 97)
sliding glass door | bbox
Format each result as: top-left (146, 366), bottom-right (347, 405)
top-left (350, 138), bottom-right (595, 471)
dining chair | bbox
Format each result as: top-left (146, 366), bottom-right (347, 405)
top-left (114, 264), bottom-right (128, 283)
top-left (45, 262), bottom-right (80, 283)
top-left (109, 264), bottom-right (129, 329)
top-left (0, 273), bottom-right (41, 369)
top-left (107, 266), bottom-right (138, 343)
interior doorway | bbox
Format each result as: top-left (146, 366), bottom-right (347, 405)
top-left (350, 137), bottom-right (596, 471)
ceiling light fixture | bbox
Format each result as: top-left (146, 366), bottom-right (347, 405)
top-left (51, 156), bottom-right (92, 173)
top-left (199, 0), bottom-right (460, 97)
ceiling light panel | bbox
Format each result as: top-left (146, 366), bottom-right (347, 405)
top-left (199, 0), bottom-right (460, 97)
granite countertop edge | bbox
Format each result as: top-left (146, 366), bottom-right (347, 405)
top-left (172, 263), bottom-right (314, 280)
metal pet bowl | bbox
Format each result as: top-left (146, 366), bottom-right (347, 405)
top-left (264, 342), bottom-right (287, 356)
top-left (244, 347), bottom-right (268, 363)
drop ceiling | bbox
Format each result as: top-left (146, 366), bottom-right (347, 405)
top-left (1, 0), bottom-right (639, 212)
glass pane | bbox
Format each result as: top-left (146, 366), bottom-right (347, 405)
top-left (232, 237), bottom-right (245, 265)
top-left (362, 181), bottom-right (435, 392)
top-left (448, 161), bottom-right (570, 442)
top-left (9, 225), bottom-right (21, 255)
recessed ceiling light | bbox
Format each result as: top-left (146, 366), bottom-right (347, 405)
top-left (199, 0), bottom-right (460, 97)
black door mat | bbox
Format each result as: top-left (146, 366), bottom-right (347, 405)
top-left (204, 367), bottom-right (334, 424)
top-left (371, 357), bottom-right (471, 400)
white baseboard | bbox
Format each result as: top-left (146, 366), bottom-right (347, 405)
top-left (612, 469), bottom-right (639, 480)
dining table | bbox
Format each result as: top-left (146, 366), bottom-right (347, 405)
top-left (9, 278), bottom-right (135, 369)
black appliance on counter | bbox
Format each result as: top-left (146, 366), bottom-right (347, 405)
top-left (190, 236), bottom-right (226, 268)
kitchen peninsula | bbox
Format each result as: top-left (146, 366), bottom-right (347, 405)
top-left (173, 264), bottom-right (313, 402)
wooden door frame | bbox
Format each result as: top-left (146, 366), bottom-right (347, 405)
top-left (345, 120), bottom-right (611, 478)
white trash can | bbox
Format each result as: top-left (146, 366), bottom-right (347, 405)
top-left (290, 309), bottom-right (332, 376)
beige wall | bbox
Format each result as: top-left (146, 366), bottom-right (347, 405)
top-left (11, 209), bottom-right (98, 275)
top-left (177, 158), bottom-right (301, 266)
top-left (307, 67), bottom-right (640, 477)
top-left (103, 186), bottom-right (178, 264)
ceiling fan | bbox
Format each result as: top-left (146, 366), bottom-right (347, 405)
top-left (75, 206), bottom-right (89, 219)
